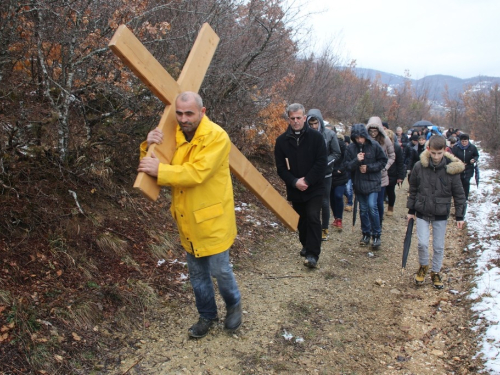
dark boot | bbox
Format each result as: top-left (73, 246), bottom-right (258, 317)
top-left (360, 233), bottom-right (370, 246)
top-left (188, 317), bottom-right (218, 338)
top-left (304, 255), bottom-right (318, 268)
top-left (225, 302), bottom-right (242, 331)
top-left (372, 236), bottom-right (381, 249)
top-left (300, 247), bottom-right (307, 257)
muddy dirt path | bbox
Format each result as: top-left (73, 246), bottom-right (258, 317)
top-left (102, 180), bottom-right (482, 375)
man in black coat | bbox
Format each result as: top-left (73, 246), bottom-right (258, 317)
top-left (274, 103), bottom-right (327, 268)
top-left (452, 133), bottom-right (479, 200)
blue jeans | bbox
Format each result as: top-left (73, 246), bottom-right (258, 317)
top-left (186, 250), bottom-right (241, 320)
top-left (330, 184), bottom-right (345, 219)
top-left (344, 179), bottom-right (353, 206)
top-left (357, 192), bottom-right (381, 237)
top-left (416, 218), bottom-right (447, 272)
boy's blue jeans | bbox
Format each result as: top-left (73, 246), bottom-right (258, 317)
top-left (186, 250), bottom-right (241, 320)
top-left (416, 218), bottom-right (447, 272)
top-left (357, 192), bottom-right (381, 237)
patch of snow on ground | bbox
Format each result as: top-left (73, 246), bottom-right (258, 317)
top-left (467, 153), bottom-right (500, 373)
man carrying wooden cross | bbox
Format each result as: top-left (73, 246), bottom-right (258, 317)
top-left (138, 91), bottom-right (241, 339)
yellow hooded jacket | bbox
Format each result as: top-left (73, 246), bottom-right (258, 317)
top-left (140, 115), bottom-right (236, 257)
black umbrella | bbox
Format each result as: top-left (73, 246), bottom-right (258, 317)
top-left (474, 162), bottom-right (480, 187)
top-left (412, 120), bottom-right (434, 128)
top-left (401, 218), bottom-right (414, 273)
top-left (353, 144), bottom-right (364, 230)
top-left (352, 195), bottom-right (358, 230)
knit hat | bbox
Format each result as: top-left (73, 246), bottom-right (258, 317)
top-left (411, 134), bottom-right (419, 141)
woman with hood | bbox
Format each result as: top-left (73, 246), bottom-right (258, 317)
top-left (343, 124), bottom-right (388, 248)
top-left (366, 117), bottom-right (395, 224)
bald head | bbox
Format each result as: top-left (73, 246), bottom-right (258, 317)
top-left (176, 91), bottom-right (203, 110)
top-left (175, 91), bottom-right (206, 140)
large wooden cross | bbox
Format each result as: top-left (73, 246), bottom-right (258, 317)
top-left (109, 23), bottom-right (299, 231)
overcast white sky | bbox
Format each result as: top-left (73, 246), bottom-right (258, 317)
top-left (303, 0), bottom-right (500, 79)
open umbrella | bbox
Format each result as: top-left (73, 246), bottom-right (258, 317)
top-left (401, 218), bottom-right (414, 273)
top-left (474, 162), bottom-right (480, 187)
top-left (412, 120), bottom-right (434, 128)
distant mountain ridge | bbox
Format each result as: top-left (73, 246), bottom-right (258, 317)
top-left (353, 68), bottom-right (500, 103)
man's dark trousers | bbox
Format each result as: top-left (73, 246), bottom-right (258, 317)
top-left (292, 195), bottom-right (323, 259)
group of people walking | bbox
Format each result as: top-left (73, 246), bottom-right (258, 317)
top-left (274, 105), bottom-right (403, 267)
top-left (138, 93), bottom-right (478, 339)
top-left (274, 103), bottom-right (478, 292)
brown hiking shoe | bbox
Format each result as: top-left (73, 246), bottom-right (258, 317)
top-left (386, 206), bottom-right (394, 216)
top-left (431, 272), bottom-right (444, 289)
top-left (414, 265), bottom-right (429, 285)
top-left (321, 228), bottom-right (329, 241)
top-left (344, 205), bottom-right (353, 212)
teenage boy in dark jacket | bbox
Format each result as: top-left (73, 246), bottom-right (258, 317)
top-left (275, 103), bottom-right (327, 268)
top-left (306, 109), bottom-right (341, 240)
top-left (343, 124), bottom-right (388, 248)
top-left (330, 132), bottom-right (349, 230)
top-left (407, 135), bottom-right (466, 289)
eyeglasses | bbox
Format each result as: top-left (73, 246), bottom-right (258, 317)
top-left (289, 117), bottom-right (303, 121)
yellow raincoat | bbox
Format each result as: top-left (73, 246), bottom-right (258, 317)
top-left (140, 116), bottom-right (236, 257)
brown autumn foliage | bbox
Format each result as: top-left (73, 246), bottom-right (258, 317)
top-left (462, 83), bottom-right (500, 155)
top-left (0, 0), bottom-right (497, 372)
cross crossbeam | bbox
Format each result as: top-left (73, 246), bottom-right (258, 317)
top-left (109, 23), bottom-right (298, 231)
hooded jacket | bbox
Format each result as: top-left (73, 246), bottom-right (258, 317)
top-left (275, 122), bottom-right (327, 202)
top-left (407, 150), bottom-right (466, 221)
top-left (426, 125), bottom-right (443, 140)
top-left (331, 133), bottom-right (349, 187)
top-left (140, 115), bottom-right (236, 258)
top-left (343, 124), bottom-right (388, 195)
top-left (306, 109), bottom-right (341, 177)
top-left (366, 117), bottom-right (395, 187)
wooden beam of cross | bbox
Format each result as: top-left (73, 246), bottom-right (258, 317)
top-left (108, 23), bottom-right (299, 231)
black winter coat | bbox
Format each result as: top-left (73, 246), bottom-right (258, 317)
top-left (452, 143), bottom-right (479, 181)
top-left (275, 125), bottom-right (327, 202)
top-left (331, 134), bottom-right (349, 187)
top-left (407, 150), bottom-right (466, 221)
top-left (388, 142), bottom-right (406, 185)
top-left (342, 124), bottom-right (388, 195)
top-left (404, 142), bottom-right (418, 171)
